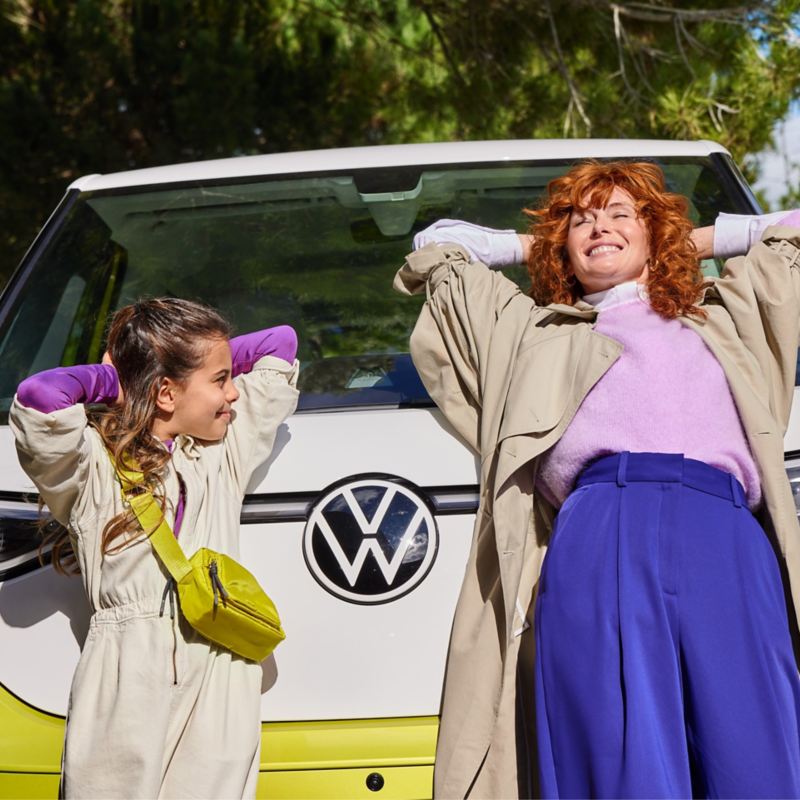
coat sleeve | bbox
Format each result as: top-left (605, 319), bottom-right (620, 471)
top-left (222, 355), bottom-right (300, 496)
top-left (16, 364), bottom-right (119, 411)
top-left (709, 224), bottom-right (800, 428)
top-left (393, 242), bottom-right (529, 453)
top-left (8, 398), bottom-right (97, 527)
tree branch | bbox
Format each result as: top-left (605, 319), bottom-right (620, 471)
top-left (673, 15), bottom-right (696, 78)
top-left (544, 0), bottom-right (592, 135)
top-left (605, 1), bottom-right (764, 28)
top-left (420, 4), bottom-right (469, 92)
top-left (612, 4), bottom-right (643, 102)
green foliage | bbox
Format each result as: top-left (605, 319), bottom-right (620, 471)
top-left (1, 0), bottom-right (799, 283)
top-left (780, 172), bottom-right (800, 206)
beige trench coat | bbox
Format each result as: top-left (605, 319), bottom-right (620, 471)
top-left (10, 355), bottom-right (298, 800)
top-left (394, 227), bottom-right (800, 799)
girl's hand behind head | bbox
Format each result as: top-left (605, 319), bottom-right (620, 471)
top-left (101, 351), bottom-right (124, 405)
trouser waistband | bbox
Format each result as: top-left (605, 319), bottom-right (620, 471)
top-left (576, 452), bottom-right (746, 508)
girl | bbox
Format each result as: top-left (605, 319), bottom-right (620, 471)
top-left (10, 298), bottom-right (298, 799)
top-left (396, 163), bottom-right (800, 798)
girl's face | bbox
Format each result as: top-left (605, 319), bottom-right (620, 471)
top-left (565, 186), bottom-right (651, 294)
top-left (154, 337), bottom-right (240, 442)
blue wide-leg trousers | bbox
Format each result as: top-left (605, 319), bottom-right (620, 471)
top-left (535, 452), bottom-right (800, 799)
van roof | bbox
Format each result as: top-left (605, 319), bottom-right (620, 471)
top-left (69, 139), bottom-right (730, 192)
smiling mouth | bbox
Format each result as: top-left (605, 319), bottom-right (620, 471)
top-left (587, 245), bottom-right (623, 257)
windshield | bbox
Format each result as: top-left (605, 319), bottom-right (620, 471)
top-left (0, 156), bottom-right (753, 420)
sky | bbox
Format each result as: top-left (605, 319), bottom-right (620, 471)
top-left (753, 108), bottom-right (800, 208)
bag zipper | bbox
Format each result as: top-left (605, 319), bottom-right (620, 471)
top-left (209, 560), bottom-right (229, 613)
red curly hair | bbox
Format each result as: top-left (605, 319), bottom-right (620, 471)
top-left (525, 160), bottom-right (709, 319)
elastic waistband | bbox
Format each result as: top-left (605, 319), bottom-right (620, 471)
top-left (577, 452), bottom-right (746, 508)
top-left (90, 596), bottom-right (165, 626)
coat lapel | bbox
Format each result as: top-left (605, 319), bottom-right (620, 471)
top-left (492, 323), bottom-right (620, 496)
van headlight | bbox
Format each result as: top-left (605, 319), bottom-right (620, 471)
top-left (0, 503), bottom-right (52, 579)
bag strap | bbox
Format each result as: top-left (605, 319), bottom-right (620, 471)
top-left (110, 455), bottom-right (193, 584)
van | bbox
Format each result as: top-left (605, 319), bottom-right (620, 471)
top-left (2, 140), bottom-right (795, 799)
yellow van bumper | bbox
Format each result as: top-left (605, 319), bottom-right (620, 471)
top-left (0, 683), bottom-right (437, 799)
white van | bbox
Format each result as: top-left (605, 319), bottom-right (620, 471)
top-left (2, 140), bottom-right (796, 799)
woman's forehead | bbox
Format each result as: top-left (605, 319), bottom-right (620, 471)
top-left (573, 185), bottom-right (636, 213)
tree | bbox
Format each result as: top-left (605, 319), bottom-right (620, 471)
top-left (1, 0), bottom-right (799, 283)
top-left (361, 1), bottom-right (800, 161)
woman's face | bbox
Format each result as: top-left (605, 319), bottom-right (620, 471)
top-left (565, 186), bottom-right (651, 295)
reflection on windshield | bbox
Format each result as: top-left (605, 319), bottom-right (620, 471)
top-left (299, 354), bottom-right (429, 410)
top-left (0, 158), bottom-right (744, 420)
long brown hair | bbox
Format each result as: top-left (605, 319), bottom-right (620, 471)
top-left (47, 298), bottom-right (231, 574)
top-left (524, 160), bottom-right (709, 319)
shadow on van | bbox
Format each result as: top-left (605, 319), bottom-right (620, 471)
top-left (0, 565), bottom-right (90, 646)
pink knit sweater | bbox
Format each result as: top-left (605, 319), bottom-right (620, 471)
top-left (536, 282), bottom-right (761, 508)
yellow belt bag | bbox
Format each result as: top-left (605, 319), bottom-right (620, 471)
top-left (115, 462), bottom-right (286, 662)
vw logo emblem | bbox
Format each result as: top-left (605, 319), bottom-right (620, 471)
top-left (303, 475), bottom-right (439, 604)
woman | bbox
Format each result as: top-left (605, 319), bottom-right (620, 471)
top-left (394, 160), bottom-right (800, 799)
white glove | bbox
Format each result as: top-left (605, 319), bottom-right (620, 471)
top-left (412, 219), bottom-right (524, 268)
top-left (713, 210), bottom-right (800, 259)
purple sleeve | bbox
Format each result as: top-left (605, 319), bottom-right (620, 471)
top-left (230, 325), bottom-right (298, 377)
top-left (16, 364), bottom-right (119, 412)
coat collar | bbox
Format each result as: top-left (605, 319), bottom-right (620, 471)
top-left (541, 300), bottom-right (598, 320)
top-left (174, 434), bottom-right (202, 460)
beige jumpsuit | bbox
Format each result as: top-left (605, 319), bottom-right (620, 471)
top-left (10, 355), bottom-right (299, 800)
